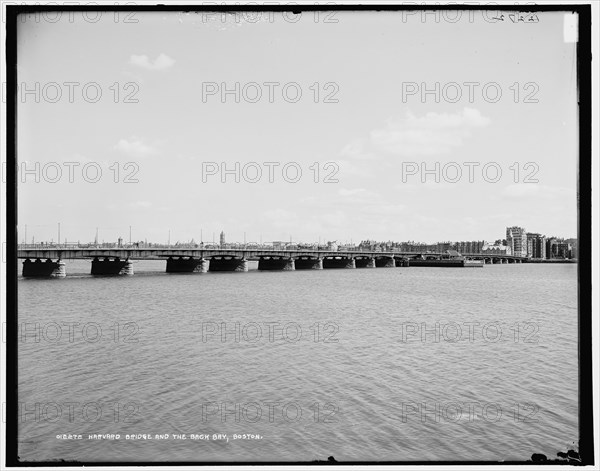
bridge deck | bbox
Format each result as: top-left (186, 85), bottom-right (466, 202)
top-left (16, 247), bottom-right (527, 261)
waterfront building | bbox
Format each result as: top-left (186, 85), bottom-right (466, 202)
top-left (546, 238), bottom-right (572, 259)
top-left (453, 240), bottom-right (485, 254)
top-left (482, 242), bottom-right (512, 255)
top-left (526, 233), bottom-right (546, 259)
top-left (506, 226), bottom-right (528, 257)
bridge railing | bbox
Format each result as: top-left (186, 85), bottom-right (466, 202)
top-left (15, 244), bottom-right (529, 261)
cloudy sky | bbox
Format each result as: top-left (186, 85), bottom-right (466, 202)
top-left (16, 9), bottom-right (578, 245)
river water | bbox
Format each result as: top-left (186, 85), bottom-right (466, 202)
top-left (16, 262), bottom-right (578, 463)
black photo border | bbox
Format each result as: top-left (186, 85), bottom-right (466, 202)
top-left (4, 2), bottom-right (594, 467)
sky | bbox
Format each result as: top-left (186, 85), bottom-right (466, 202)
top-left (15, 9), bottom-right (579, 245)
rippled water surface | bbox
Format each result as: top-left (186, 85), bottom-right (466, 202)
top-left (17, 262), bottom-right (578, 462)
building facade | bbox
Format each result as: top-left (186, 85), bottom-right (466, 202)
top-left (546, 238), bottom-right (572, 259)
top-left (526, 233), bottom-right (546, 259)
top-left (506, 226), bottom-right (528, 257)
top-left (482, 243), bottom-right (512, 255)
top-left (453, 241), bottom-right (485, 254)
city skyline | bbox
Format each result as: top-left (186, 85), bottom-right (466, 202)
top-left (16, 223), bottom-right (576, 247)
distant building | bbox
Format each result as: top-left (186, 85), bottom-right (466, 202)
top-left (453, 240), bottom-right (485, 254)
top-left (435, 242), bottom-right (452, 253)
top-left (546, 237), bottom-right (572, 259)
top-left (526, 233), bottom-right (546, 259)
top-left (482, 242), bottom-right (512, 255)
top-left (219, 231), bottom-right (226, 246)
top-left (506, 226), bottom-right (528, 257)
top-left (338, 243), bottom-right (357, 251)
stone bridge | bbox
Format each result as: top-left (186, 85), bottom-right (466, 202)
top-left (16, 247), bottom-right (526, 277)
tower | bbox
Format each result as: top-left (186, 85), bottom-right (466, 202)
top-left (506, 226), bottom-right (528, 257)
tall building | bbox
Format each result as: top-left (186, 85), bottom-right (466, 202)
top-left (546, 238), bottom-right (572, 259)
top-left (219, 231), bottom-right (226, 246)
top-left (506, 226), bottom-right (528, 257)
top-left (526, 233), bottom-right (546, 259)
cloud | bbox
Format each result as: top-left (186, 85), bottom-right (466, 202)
top-left (114, 137), bottom-right (158, 157)
top-left (129, 53), bottom-right (175, 70)
top-left (369, 107), bottom-right (491, 157)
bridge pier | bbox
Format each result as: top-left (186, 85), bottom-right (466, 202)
top-left (258, 257), bottom-right (295, 271)
top-left (395, 258), bottom-right (409, 267)
top-left (166, 257), bottom-right (208, 273)
top-left (323, 257), bottom-right (355, 269)
top-left (91, 257), bottom-right (133, 276)
top-left (22, 258), bottom-right (66, 278)
top-left (294, 257), bottom-right (323, 270)
top-left (208, 256), bottom-right (248, 272)
top-left (375, 256), bottom-right (395, 268)
top-left (122, 259), bottom-right (134, 275)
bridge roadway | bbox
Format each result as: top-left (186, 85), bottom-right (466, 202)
top-left (17, 247), bottom-right (526, 277)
